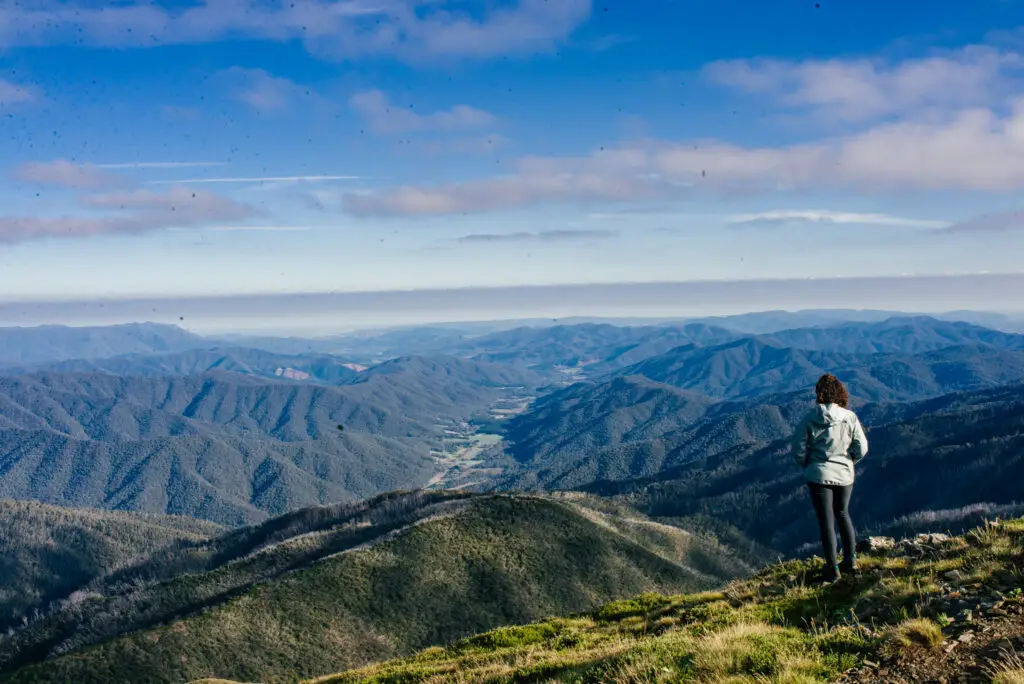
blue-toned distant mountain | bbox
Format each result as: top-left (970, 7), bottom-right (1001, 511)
top-left (0, 323), bottom-right (206, 367)
top-left (4, 346), bottom-right (365, 385)
top-left (0, 356), bottom-right (540, 525)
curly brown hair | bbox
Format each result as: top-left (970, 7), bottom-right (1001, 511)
top-left (815, 373), bottom-right (849, 407)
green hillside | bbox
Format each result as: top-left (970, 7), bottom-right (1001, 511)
top-left (1, 493), bottom-right (748, 684)
top-left (0, 499), bottom-right (222, 632)
top-left (217, 517), bottom-right (1024, 683)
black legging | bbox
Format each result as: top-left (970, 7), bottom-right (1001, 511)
top-left (807, 482), bottom-right (856, 569)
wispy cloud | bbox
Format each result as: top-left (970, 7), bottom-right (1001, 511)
top-left (0, 79), bottom-right (36, 106)
top-left (703, 46), bottom-right (1023, 122)
top-left (728, 210), bottom-right (950, 229)
top-left (586, 34), bottom-right (636, 52)
top-left (350, 90), bottom-right (498, 134)
top-left (204, 225), bottom-right (315, 232)
top-left (0, 186), bottom-right (259, 243)
top-left (12, 159), bottom-right (124, 189)
top-left (148, 175), bottom-right (362, 185)
top-left (94, 161), bottom-right (227, 169)
top-left (80, 186), bottom-right (252, 214)
top-left (219, 67), bottom-right (313, 112)
top-left (455, 229), bottom-right (615, 243)
top-left (0, 0), bottom-right (591, 61)
top-left (944, 210), bottom-right (1024, 232)
top-left (4, 160), bottom-right (260, 242)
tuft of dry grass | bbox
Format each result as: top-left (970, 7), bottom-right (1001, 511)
top-left (988, 652), bottom-right (1024, 684)
top-left (882, 618), bottom-right (944, 655)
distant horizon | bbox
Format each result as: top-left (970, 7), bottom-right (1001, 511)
top-left (1, 273), bottom-right (1022, 335)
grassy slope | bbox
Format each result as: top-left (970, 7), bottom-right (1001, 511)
top-left (3, 495), bottom-right (747, 684)
top-left (0, 499), bottom-right (221, 631)
top-left (273, 518), bottom-right (1024, 684)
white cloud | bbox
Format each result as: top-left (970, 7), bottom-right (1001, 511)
top-left (344, 99), bottom-right (1024, 216)
top-left (350, 89), bottom-right (498, 134)
top-left (13, 159), bottom-right (124, 189)
top-left (0, 0), bottom-right (591, 61)
top-left (728, 210), bottom-right (949, 229)
top-left (703, 46), bottom-right (1023, 122)
top-left (0, 79), bottom-right (36, 106)
top-left (220, 68), bottom-right (312, 112)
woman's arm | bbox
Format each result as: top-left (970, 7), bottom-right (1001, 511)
top-left (849, 416), bottom-right (868, 462)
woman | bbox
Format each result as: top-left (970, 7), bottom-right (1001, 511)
top-left (793, 373), bottom-right (868, 583)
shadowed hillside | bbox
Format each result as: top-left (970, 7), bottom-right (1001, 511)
top-left (0, 500), bottom-right (221, 633)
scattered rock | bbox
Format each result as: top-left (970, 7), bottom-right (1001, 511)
top-left (991, 638), bottom-right (1014, 652)
top-left (916, 533), bottom-right (952, 545)
top-left (857, 536), bottom-right (895, 553)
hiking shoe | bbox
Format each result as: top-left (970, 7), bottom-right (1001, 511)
top-left (820, 566), bottom-right (841, 585)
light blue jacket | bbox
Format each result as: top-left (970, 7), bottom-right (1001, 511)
top-left (792, 403), bottom-right (868, 486)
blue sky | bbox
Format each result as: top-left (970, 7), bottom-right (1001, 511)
top-left (2, 0), bottom-right (1024, 319)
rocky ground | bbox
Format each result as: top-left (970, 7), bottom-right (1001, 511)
top-left (837, 530), bottom-right (1024, 684)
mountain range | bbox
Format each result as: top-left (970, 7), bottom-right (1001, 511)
top-left (0, 356), bottom-right (539, 525)
top-left (1, 311), bottom-right (1024, 682)
top-left (492, 332), bottom-right (1024, 494)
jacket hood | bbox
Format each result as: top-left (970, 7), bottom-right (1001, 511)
top-left (811, 403), bottom-right (846, 426)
